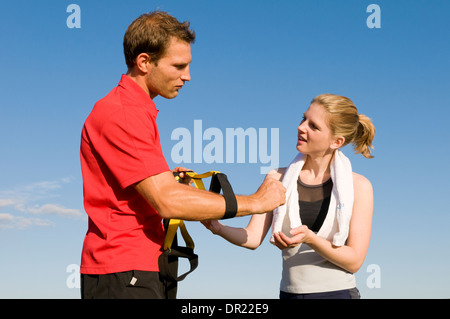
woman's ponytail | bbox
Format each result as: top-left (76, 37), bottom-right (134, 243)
top-left (354, 114), bottom-right (375, 159)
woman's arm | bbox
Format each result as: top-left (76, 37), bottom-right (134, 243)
top-left (273, 172), bottom-right (373, 273)
top-left (202, 212), bottom-right (273, 250)
top-left (202, 168), bottom-right (286, 249)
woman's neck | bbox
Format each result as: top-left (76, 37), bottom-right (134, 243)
top-left (300, 151), bottom-right (335, 185)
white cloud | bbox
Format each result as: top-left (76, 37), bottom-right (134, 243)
top-left (0, 177), bottom-right (85, 229)
top-left (0, 213), bottom-right (54, 230)
top-left (3, 179), bottom-right (67, 202)
top-left (0, 213), bottom-right (14, 223)
top-left (16, 203), bottom-right (83, 218)
top-left (0, 199), bottom-right (15, 208)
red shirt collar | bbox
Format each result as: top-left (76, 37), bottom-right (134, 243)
top-left (118, 74), bottom-right (159, 115)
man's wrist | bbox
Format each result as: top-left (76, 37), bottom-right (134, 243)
top-left (236, 195), bottom-right (258, 216)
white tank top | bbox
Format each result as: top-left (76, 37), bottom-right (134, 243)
top-left (280, 178), bottom-right (356, 293)
top-left (280, 243), bottom-right (356, 293)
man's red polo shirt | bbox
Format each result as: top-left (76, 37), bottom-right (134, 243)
top-left (80, 74), bottom-right (170, 274)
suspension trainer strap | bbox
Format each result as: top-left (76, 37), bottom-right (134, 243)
top-left (209, 173), bottom-right (238, 219)
top-left (159, 170), bottom-right (237, 298)
top-left (163, 170), bottom-right (237, 250)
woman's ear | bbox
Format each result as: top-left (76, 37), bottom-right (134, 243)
top-left (330, 136), bottom-right (345, 150)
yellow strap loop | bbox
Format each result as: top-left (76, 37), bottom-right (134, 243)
top-left (163, 219), bottom-right (195, 250)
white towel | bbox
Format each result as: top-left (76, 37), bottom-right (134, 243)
top-left (270, 149), bottom-right (354, 247)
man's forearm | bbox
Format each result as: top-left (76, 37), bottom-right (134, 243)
top-left (134, 171), bottom-right (262, 220)
top-left (135, 170), bottom-right (285, 221)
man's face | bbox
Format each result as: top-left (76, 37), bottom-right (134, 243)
top-left (145, 37), bottom-right (192, 99)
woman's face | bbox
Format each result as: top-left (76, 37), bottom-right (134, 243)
top-left (296, 102), bottom-right (338, 155)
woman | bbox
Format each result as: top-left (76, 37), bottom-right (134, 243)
top-left (202, 93), bottom-right (375, 299)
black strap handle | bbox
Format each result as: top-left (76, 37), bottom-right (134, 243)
top-left (209, 173), bottom-right (238, 219)
top-left (158, 246), bottom-right (199, 282)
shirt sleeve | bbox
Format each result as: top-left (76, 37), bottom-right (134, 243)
top-left (98, 106), bottom-right (170, 189)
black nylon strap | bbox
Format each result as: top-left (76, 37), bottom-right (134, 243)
top-left (158, 246), bottom-right (199, 282)
top-left (209, 173), bottom-right (238, 219)
top-left (159, 219), bottom-right (199, 298)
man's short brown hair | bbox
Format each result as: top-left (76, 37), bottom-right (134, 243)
top-left (123, 11), bottom-right (196, 68)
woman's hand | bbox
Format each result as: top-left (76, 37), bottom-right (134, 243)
top-left (201, 219), bottom-right (223, 235)
top-left (272, 225), bottom-right (312, 250)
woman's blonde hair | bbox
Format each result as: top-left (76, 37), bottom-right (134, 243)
top-left (311, 94), bottom-right (375, 158)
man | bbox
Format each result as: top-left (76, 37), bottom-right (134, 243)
top-left (79, 11), bottom-right (285, 299)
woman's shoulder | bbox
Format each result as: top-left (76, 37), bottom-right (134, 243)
top-left (266, 167), bottom-right (287, 181)
top-left (352, 172), bottom-right (373, 192)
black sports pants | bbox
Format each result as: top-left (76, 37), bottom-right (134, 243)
top-left (81, 270), bottom-right (166, 299)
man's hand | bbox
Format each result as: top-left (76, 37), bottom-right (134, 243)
top-left (249, 175), bottom-right (286, 214)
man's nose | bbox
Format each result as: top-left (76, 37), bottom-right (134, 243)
top-left (181, 65), bottom-right (191, 82)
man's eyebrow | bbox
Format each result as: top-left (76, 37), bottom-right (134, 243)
top-left (174, 60), bottom-right (191, 66)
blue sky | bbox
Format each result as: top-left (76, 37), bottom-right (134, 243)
top-left (0, 0), bottom-right (449, 298)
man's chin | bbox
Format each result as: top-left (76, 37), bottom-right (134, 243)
top-left (161, 91), bottom-right (179, 99)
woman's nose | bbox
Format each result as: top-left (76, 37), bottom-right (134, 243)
top-left (298, 121), bottom-right (306, 132)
